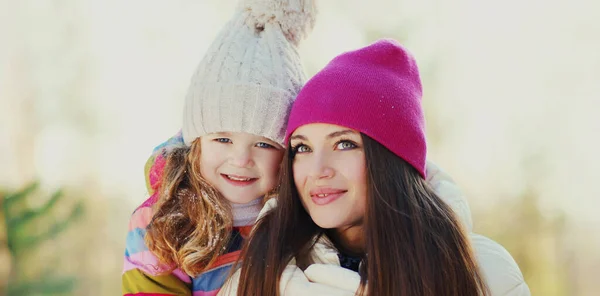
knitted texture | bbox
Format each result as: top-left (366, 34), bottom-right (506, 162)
top-left (182, 0), bottom-right (317, 146)
top-left (286, 39), bottom-right (427, 177)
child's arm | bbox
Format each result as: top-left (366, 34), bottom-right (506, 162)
top-left (123, 132), bottom-right (193, 295)
top-left (122, 203), bottom-right (193, 296)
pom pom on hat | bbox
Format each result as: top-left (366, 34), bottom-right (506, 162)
top-left (237, 0), bottom-right (317, 46)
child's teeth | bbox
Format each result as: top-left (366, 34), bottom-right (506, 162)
top-left (228, 175), bottom-right (251, 181)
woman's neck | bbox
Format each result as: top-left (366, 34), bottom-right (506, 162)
top-left (230, 198), bottom-right (262, 227)
top-left (329, 224), bottom-right (365, 256)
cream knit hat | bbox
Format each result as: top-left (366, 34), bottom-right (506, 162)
top-left (182, 0), bottom-right (317, 146)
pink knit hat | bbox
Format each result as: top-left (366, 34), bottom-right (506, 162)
top-left (286, 39), bottom-right (427, 177)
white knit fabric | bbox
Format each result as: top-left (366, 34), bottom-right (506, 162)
top-left (182, 0), bottom-right (317, 146)
top-left (231, 198), bottom-right (263, 227)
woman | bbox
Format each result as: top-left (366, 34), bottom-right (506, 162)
top-left (221, 39), bottom-right (529, 295)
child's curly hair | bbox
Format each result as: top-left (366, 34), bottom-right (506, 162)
top-left (145, 138), bottom-right (232, 276)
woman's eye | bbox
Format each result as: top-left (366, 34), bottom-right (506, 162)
top-left (298, 145), bottom-right (310, 153)
top-left (336, 140), bottom-right (357, 150)
top-left (293, 144), bottom-right (311, 154)
top-left (256, 142), bottom-right (274, 149)
top-left (215, 138), bottom-right (232, 143)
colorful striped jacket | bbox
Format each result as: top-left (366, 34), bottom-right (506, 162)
top-left (122, 133), bottom-right (252, 296)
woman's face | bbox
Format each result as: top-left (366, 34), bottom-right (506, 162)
top-left (290, 123), bottom-right (367, 230)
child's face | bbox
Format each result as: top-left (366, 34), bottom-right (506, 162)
top-left (199, 132), bottom-right (284, 204)
top-left (289, 123), bottom-right (367, 230)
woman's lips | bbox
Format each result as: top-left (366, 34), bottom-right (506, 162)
top-left (309, 188), bottom-right (347, 205)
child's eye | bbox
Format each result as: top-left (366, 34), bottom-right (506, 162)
top-left (335, 140), bottom-right (357, 150)
top-left (214, 138), bottom-right (232, 143)
top-left (256, 142), bottom-right (274, 149)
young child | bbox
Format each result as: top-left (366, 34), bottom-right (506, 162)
top-left (121, 0), bottom-right (317, 295)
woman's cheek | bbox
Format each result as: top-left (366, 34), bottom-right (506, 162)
top-left (292, 159), bottom-right (307, 189)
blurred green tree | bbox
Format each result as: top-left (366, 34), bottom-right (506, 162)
top-left (0, 182), bottom-right (83, 295)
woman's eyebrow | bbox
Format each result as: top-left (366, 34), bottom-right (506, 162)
top-left (327, 130), bottom-right (356, 139)
top-left (290, 134), bottom-right (307, 141)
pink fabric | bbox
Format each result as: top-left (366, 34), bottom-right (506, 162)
top-left (128, 207), bottom-right (153, 231)
top-left (124, 293), bottom-right (174, 296)
top-left (286, 39), bottom-right (427, 177)
top-left (123, 252), bottom-right (192, 284)
top-left (149, 154), bottom-right (167, 191)
top-left (138, 153), bottom-right (167, 211)
top-left (192, 291), bottom-right (219, 296)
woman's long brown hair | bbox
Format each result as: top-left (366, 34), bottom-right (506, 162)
top-left (235, 134), bottom-right (489, 295)
top-left (145, 139), bottom-right (233, 276)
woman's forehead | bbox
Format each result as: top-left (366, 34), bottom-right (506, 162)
top-left (292, 123), bottom-right (359, 138)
